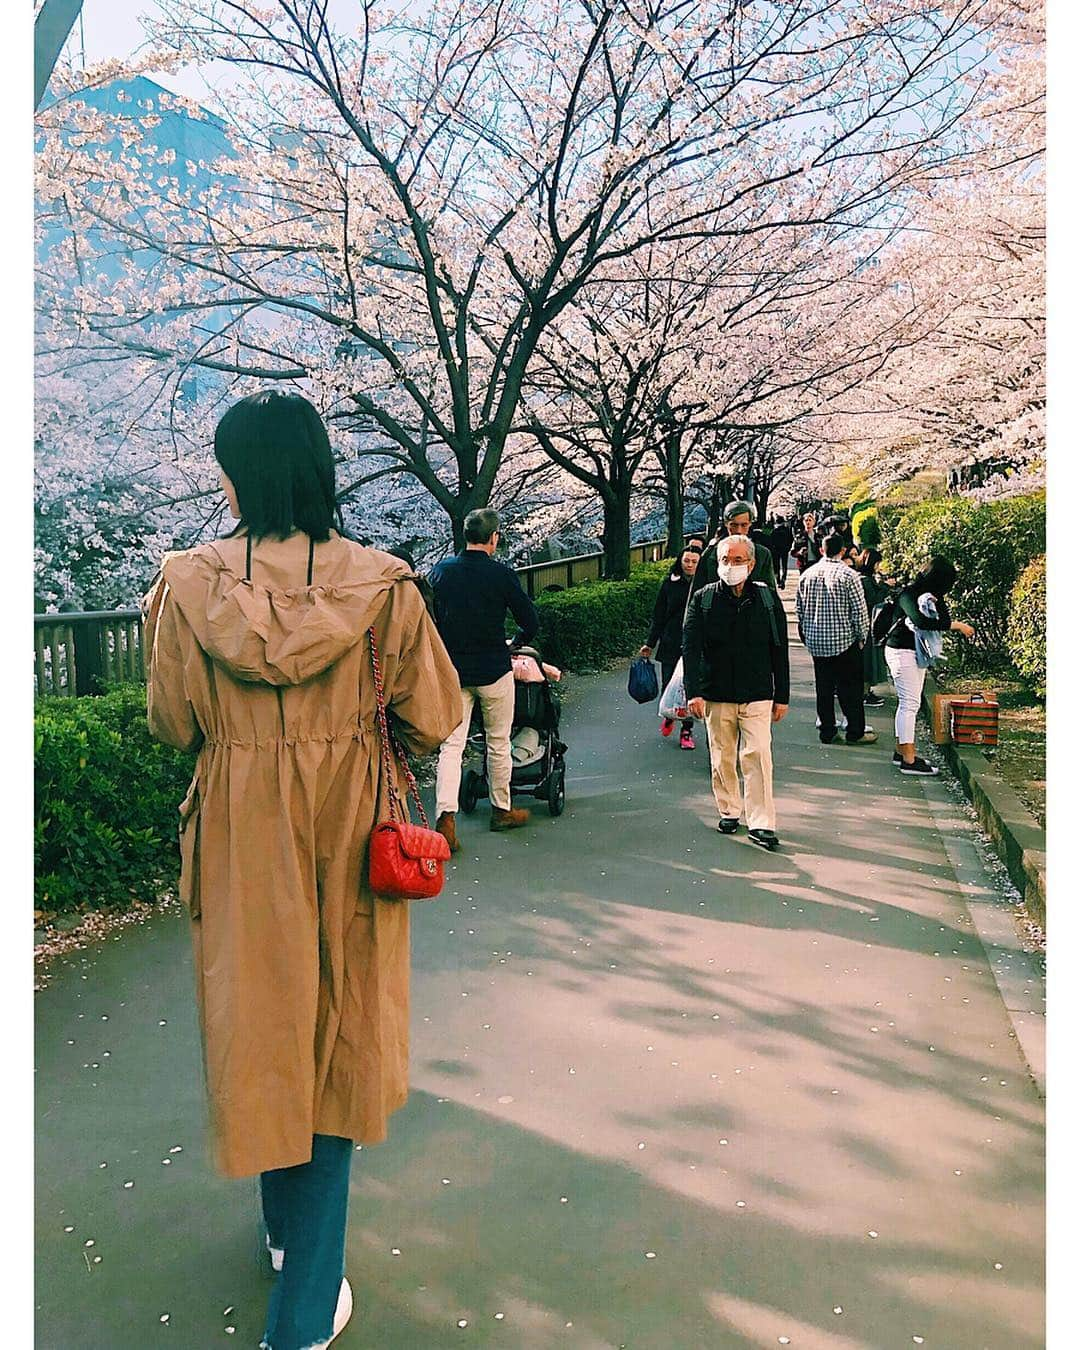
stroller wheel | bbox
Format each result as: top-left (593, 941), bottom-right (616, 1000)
top-left (547, 765), bottom-right (566, 818)
top-left (460, 768), bottom-right (482, 815)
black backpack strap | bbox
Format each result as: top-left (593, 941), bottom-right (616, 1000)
top-left (754, 581), bottom-right (782, 647)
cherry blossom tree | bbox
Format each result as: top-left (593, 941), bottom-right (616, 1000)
top-left (37, 0), bottom-right (1017, 556)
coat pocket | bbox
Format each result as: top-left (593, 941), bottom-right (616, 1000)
top-left (177, 779), bottom-right (202, 919)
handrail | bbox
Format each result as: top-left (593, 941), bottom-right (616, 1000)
top-left (33, 537), bottom-right (670, 695)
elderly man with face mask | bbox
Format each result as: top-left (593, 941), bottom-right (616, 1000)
top-left (683, 535), bottom-right (790, 851)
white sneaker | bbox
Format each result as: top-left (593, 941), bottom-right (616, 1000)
top-left (266, 1233), bottom-right (284, 1273)
top-left (313, 1278), bottom-right (353, 1349)
top-left (259, 1279), bottom-right (352, 1350)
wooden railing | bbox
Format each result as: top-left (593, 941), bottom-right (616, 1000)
top-left (34, 610), bottom-right (144, 698)
top-left (515, 538), bottom-right (667, 598)
top-left (33, 538), bottom-right (669, 696)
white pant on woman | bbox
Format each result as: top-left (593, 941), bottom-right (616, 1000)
top-left (436, 672), bottom-right (515, 815)
top-left (885, 645), bottom-right (925, 744)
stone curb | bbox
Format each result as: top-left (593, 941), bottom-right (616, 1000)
top-left (921, 673), bottom-right (1046, 930)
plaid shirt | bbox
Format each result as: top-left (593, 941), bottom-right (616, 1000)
top-left (795, 559), bottom-right (870, 658)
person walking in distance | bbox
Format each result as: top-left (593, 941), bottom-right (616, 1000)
top-left (143, 391), bottom-right (462, 1350)
top-left (769, 516), bottom-right (794, 588)
top-left (640, 544), bottom-right (702, 749)
top-left (884, 556), bottom-right (975, 775)
top-left (796, 532), bottom-right (877, 746)
top-left (430, 509), bottom-right (540, 849)
top-left (683, 535), bottom-right (790, 850)
top-left (689, 499), bottom-right (780, 602)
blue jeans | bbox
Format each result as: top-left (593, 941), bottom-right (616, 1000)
top-left (260, 1134), bottom-right (353, 1350)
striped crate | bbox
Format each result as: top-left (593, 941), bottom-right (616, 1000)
top-left (949, 694), bottom-right (999, 747)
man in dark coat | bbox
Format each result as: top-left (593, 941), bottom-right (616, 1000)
top-left (769, 517), bottom-right (794, 587)
top-left (688, 499), bottom-right (778, 604)
top-left (684, 534), bottom-right (790, 851)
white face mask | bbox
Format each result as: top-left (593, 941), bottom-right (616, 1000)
top-left (719, 562), bottom-right (750, 586)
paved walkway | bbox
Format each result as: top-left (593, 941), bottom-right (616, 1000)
top-left (35, 598), bottom-right (1045, 1348)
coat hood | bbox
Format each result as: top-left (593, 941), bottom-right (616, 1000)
top-left (161, 536), bottom-right (412, 686)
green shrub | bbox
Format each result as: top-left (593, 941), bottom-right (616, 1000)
top-left (533, 561), bottom-right (671, 670)
top-left (1007, 555), bottom-right (1046, 695)
top-left (35, 684), bottom-right (196, 917)
top-left (882, 491), bottom-right (1045, 661)
top-left (852, 507), bottom-right (881, 549)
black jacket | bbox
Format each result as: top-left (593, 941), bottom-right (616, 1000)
top-left (885, 585), bottom-right (952, 651)
top-left (683, 581), bottom-right (790, 705)
top-left (646, 572), bottom-right (693, 662)
top-left (770, 524), bottom-right (794, 556)
top-left (428, 550), bottom-right (539, 686)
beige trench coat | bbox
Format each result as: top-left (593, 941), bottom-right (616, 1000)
top-left (143, 532), bottom-right (462, 1178)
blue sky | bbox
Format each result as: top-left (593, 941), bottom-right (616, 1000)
top-left (67, 0), bottom-right (364, 102)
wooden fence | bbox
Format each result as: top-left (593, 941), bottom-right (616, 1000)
top-left (33, 538), bottom-right (668, 697)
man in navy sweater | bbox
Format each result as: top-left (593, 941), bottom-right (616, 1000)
top-left (430, 509), bottom-right (539, 850)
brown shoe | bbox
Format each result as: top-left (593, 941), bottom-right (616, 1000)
top-left (435, 812), bottom-right (461, 854)
top-left (490, 806), bottom-right (530, 832)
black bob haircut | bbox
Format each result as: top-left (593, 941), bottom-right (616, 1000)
top-left (919, 555), bottom-right (958, 597)
top-left (214, 390), bottom-right (341, 542)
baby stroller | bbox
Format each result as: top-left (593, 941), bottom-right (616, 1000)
top-left (459, 647), bottom-right (568, 818)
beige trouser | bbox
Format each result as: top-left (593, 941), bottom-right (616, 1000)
top-left (436, 672), bottom-right (516, 815)
top-left (703, 700), bottom-right (776, 831)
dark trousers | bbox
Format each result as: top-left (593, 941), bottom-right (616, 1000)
top-left (660, 660), bottom-right (692, 728)
top-left (260, 1134), bottom-right (353, 1350)
top-left (812, 644), bottom-right (866, 742)
top-left (772, 549), bottom-right (788, 587)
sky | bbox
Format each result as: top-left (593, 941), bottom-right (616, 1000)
top-left (66, 0), bottom-right (369, 103)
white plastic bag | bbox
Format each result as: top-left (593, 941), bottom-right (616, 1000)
top-left (658, 659), bottom-right (688, 721)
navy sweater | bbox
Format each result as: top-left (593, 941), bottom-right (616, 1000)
top-left (428, 550), bottom-right (540, 687)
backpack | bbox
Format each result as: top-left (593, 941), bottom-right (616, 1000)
top-left (699, 581), bottom-right (782, 647)
top-left (870, 593), bottom-right (901, 646)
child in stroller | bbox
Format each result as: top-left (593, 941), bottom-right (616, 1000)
top-left (459, 647), bottom-right (568, 817)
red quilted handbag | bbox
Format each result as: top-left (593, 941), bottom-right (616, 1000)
top-left (367, 629), bottom-right (450, 900)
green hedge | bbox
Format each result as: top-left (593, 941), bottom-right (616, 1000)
top-left (533, 561), bottom-right (671, 670)
top-left (35, 684), bottom-right (195, 917)
top-left (882, 492), bottom-right (1045, 661)
top-left (1007, 555), bottom-right (1046, 696)
top-left (852, 507), bottom-right (881, 549)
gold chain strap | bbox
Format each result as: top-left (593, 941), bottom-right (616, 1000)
top-left (368, 627), bottom-right (429, 829)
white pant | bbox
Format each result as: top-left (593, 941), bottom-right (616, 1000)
top-left (885, 646), bottom-right (926, 744)
top-left (436, 672), bottom-right (516, 814)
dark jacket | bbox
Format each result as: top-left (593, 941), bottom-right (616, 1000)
top-left (885, 584), bottom-right (952, 652)
top-left (646, 571), bottom-right (693, 662)
top-left (770, 524), bottom-right (794, 557)
top-left (683, 581), bottom-right (790, 705)
top-left (688, 536), bottom-right (778, 603)
top-left (429, 549), bottom-right (539, 686)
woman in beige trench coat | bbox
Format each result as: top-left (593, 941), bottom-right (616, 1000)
top-left (144, 391), bottom-right (462, 1350)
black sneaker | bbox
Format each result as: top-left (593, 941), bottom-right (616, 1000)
top-left (748, 828), bottom-right (780, 851)
top-left (864, 693), bottom-right (886, 707)
top-left (819, 731), bottom-right (839, 745)
top-left (892, 750), bottom-right (902, 765)
top-left (899, 756), bottom-right (939, 776)
top-left (717, 817), bottom-right (740, 834)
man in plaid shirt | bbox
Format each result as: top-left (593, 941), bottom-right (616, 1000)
top-left (795, 533), bottom-right (878, 745)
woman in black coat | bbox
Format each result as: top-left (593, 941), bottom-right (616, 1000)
top-left (639, 545), bottom-right (701, 748)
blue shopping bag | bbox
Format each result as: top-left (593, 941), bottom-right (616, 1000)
top-left (628, 656), bottom-right (660, 704)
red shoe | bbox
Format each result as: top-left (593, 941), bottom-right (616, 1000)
top-left (679, 729), bottom-right (695, 750)
top-left (661, 718), bottom-right (675, 737)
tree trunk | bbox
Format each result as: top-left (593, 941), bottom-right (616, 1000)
top-left (600, 489), bottom-right (632, 581)
top-left (708, 477), bottom-right (723, 540)
top-left (663, 431), bottom-right (684, 556)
